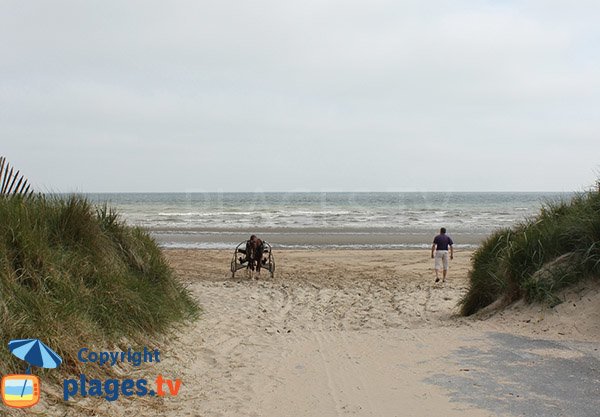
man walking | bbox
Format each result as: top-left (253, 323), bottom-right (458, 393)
top-left (431, 227), bottom-right (453, 283)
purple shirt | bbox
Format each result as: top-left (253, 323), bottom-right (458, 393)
top-left (433, 234), bottom-right (453, 251)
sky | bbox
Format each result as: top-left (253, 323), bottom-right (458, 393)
top-left (1, 0), bottom-right (599, 192)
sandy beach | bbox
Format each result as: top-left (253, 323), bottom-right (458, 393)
top-left (33, 249), bottom-right (600, 417)
top-left (74, 248), bottom-right (596, 417)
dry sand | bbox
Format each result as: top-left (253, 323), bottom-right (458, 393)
top-left (31, 249), bottom-right (600, 417)
top-left (151, 250), bottom-right (600, 417)
top-left (160, 249), bottom-right (482, 417)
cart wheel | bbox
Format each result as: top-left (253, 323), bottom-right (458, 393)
top-left (270, 258), bottom-right (275, 278)
top-left (231, 259), bottom-right (236, 277)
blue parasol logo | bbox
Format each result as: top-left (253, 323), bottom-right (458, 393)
top-left (8, 339), bottom-right (62, 372)
top-left (1, 338), bottom-right (62, 408)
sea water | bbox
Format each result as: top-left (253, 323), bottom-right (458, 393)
top-left (84, 192), bottom-right (572, 249)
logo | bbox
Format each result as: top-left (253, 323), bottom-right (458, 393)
top-left (1, 338), bottom-right (62, 409)
top-left (2, 341), bottom-right (182, 407)
top-left (1, 375), bottom-right (41, 408)
top-left (63, 347), bottom-right (182, 402)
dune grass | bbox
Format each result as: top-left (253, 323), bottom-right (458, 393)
top-left (460, 188), bottom-right (600, 315)
top-left (0, 194), bottom-right (198, 375)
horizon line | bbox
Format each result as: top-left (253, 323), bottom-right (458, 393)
top-left (44, 190), bottom-right (579, 194)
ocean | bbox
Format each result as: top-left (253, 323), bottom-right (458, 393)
top-left (85, 192), bottom-right (572, 250)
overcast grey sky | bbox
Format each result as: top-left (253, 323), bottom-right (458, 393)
top-left (1, 0), bottom-right (599, 192)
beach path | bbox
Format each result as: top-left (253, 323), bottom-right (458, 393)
top-left (133, 249), bottom-right (600, 417)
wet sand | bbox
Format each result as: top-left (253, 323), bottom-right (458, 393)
top-left (152, 229), bottom-right (486, 249)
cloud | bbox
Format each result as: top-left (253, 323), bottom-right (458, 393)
top-left (1, 0), bottom-right (599, 191)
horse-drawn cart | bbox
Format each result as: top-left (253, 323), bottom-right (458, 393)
top-left (230, 240), bottom-right (275, 278)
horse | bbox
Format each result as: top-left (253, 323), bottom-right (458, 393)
top-left (241, 235), bottom-right (265, 277)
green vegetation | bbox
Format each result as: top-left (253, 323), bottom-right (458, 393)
top-left (460, 188), bottom-right (600, 316)
top-left (0, 194), bottom-right (198, 375)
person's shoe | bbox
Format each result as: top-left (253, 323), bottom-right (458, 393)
top-left (435, 278), bottom-right (440, 282)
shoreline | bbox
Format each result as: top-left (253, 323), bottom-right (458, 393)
top-left (153, 229), bottom-right (486, 250)
top-left (159, 243), bottom-right (479, 250)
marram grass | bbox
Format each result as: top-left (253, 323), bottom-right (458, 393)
top-left (0, 194), bottom-right (198, 375)
top-left (460, 188), bottom-right (600, 315)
